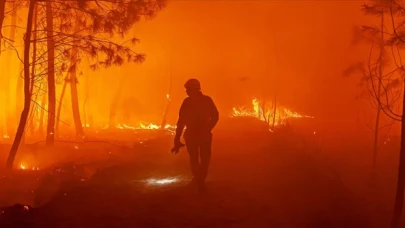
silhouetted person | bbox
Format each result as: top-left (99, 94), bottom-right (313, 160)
top-left (172, 78), bottom-right (219, 192)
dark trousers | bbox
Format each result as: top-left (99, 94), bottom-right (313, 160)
top-left (185, 133), bottom-right (212, 183)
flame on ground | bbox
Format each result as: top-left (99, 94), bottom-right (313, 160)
top-left (232, 98), bottom-right (313, 127)
top-left (2, 98), bottom-right (312, 142)
top-left (116, 123), bottom-right (176, 131)
top-left (20, 163), bottom-right (39, 171)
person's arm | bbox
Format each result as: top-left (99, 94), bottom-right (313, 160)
top-left (208, 97), bottom-right (219, 130)
top-left (174, 99), bottom-right (187, 143)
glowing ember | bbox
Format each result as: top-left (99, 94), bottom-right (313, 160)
top-left (146, 178), bottom-right (179, 185)
top-left (232, 98), bottom-right (313, 127)
top-left (139, 123), bottom-right (160, 130)
top-left (20, 163), bottom-right (39, 171)
top-left (113, 123), bottom-right (175, 130)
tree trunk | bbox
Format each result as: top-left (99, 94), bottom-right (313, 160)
top-left (83, 69), bottom-right (93, 127)
top-left (373, 5), bottom-right (384, 172)
top-left (0, 0), bottom-right (6, 55)
top-left (108, 76), bottom-right (126, 129)
top-left (83, 97), bottom-right (87, 127)
top-left (82, 70), bottom-right (89, 127)
top-left (68, 16), bottom-right (85, 138)
top-left (17, 49), bottom-right (24, 144)
top-left (373, 106), bottom-right (381, 169)
top-left (6, 0), bottom-right (35, 169)
top-left (0, 0), bottom-right (6, 138)
top-left (260, 98), bottom-right (269, 124)
top-left (55, 76), bottom-right (68, 137)
top-left (161, 94), bottom-right (171, 128)
top-left (28, 5), bottom-right (38, 137)
top-left (271, 94), bottom-right (277, 129)
top-left (70, 69), bottom-right (84, 137)
top-left (391, 79), bottom-right (405, 228)
top-left (45, 0), bottom-right (56, 146)
top-left (16, 54), bottom-right (24, 117)
top-left (38, 85), bottom-right (47, 134)
top-left (108, 100), bottom-right (118, 129)
top-left (161, 71), bottom-right (172, 128)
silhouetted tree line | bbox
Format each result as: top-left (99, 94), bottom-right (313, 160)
top-left (346, 0), bottom-right (405, 227)
top-left (0, 0), bottom-right (166, 169)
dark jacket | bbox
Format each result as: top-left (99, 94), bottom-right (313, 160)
top-left (175, 91), bottom-right (219, 140)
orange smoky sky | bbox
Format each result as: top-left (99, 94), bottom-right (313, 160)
top-left (0, 1), bottom-right (374, 134)
top-left (96, 1), bottom-right (371, 131)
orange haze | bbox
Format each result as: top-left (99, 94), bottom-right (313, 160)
top-left (0, 0), bottom-right (393, 139)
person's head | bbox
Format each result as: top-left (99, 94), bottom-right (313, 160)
top-left (184, 78), bottom-right (201, 97)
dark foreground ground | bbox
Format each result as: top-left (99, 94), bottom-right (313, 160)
top-left (0, 126), bottom-right (402, 227)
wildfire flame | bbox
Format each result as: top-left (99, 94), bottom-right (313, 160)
top-left (115, 123), bottom-right (175, 130)
top-left (232, 98), bottom-right (313, 127)
top-left (2, 98), bottom-right (313, 145)
top-left (20, 163), bottom-right (39, 171)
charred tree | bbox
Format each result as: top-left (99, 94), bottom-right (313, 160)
top-left (86, 73), bottom-right (94, 127)
top-left (373, 6), bottom-right (384, 171)
top-left (6, 0), bottom-right (36, 169)
top-left (389, 2), bottom-right (405, 226)
top-left (16, 51), bottom-right (23, 117)
top-left (69, 15), bottom-right (85, 138)
top-left (55, 76), bottom-right (69, 137)
top-left (45, 0), bottom-right (56, 145)
top-left (38, 84), bottom-right (47, 134)
top-left (22, 0), bottom-right (165, 133)
top-left (0, 0), bottom-right (6, 54)
top-left (392, 86), bottom-right (405, 227)
top-left (161, 70), bottom-right (172, 128)
top-left (82, 71), bottom-right (89, 127)
top-left (271, 94), bottom-right (277, 129)
top-left (361, 1), bottom-right (405, 226)
top-left (345, 0), bottom-right (396, 174)
top-left (28, 5), bottom-right (38, 138)
top-left (108, 75), bottom-right (126, 129)
top-left (259, 98), bottom-right (270, 124)
top-left (82, 68), bottom-right (93, 128)
top-left (69, 61), bottom-right (85, 138)
top-left (17, 48), bottom-right (24, 144)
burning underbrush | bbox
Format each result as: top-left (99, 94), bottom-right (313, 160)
top-left (231, 98), bottom-right (314, 128)
top-left (0, 98), bottom-right (313, 144)
top-left (0, 98), bottom-right (319, 174)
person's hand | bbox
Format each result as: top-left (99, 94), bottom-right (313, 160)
top-left (171, 140), bottom-right (185, 154)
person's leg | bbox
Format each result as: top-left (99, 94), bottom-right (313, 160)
top-left (199, 135), bottom-right (212, 185)
top-left (185, 138), bottom-right (200, 182)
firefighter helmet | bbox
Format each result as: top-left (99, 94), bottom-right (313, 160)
top-left (184, 78), bottom-right (201, 90)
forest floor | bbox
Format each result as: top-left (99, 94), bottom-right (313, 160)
top-left (0, 126), bottom-right (402, 228)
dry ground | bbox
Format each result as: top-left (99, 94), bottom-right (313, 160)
top-left (0, 127), bottom-right (402, 228)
